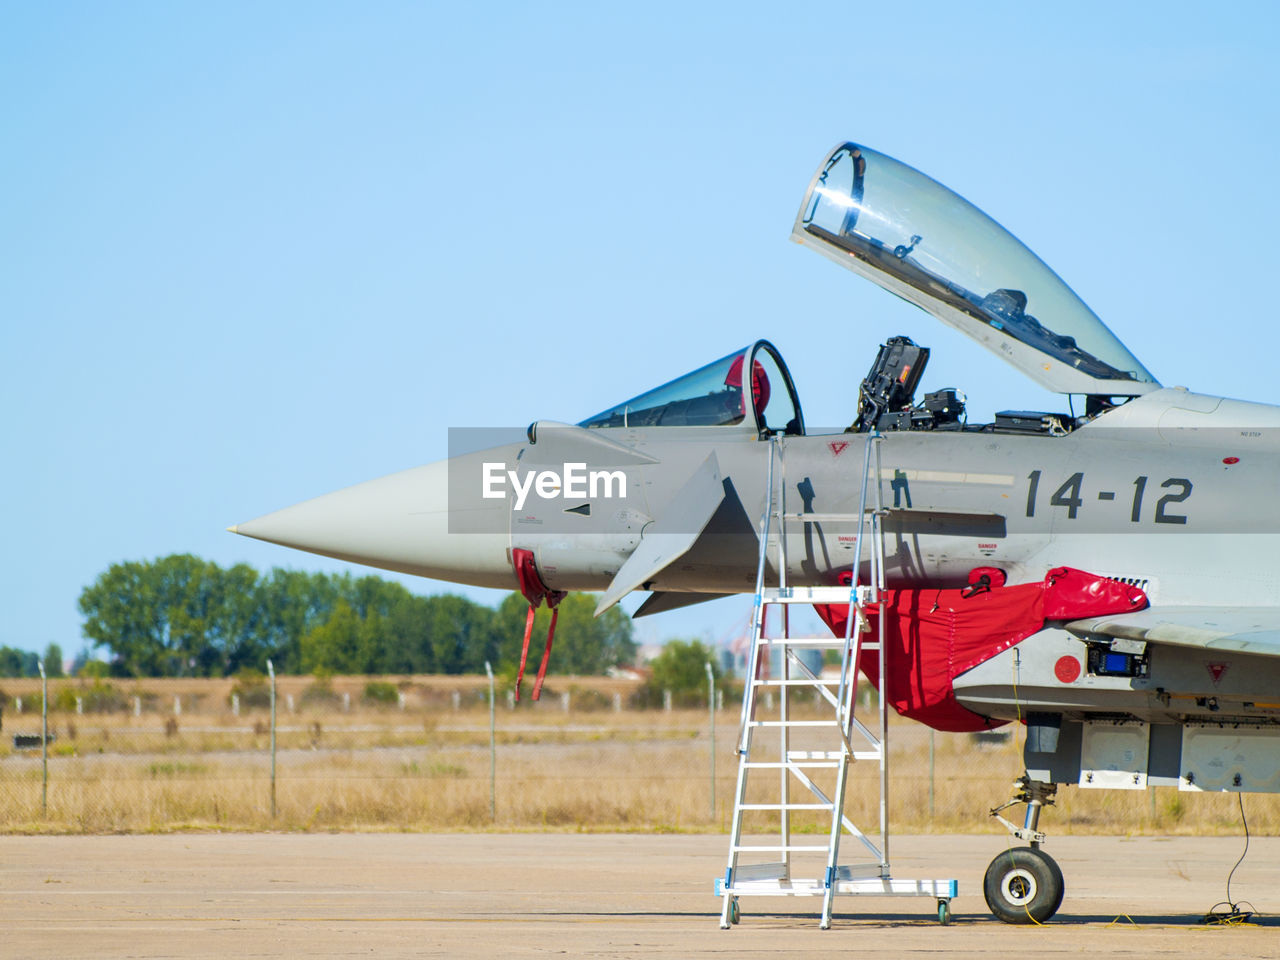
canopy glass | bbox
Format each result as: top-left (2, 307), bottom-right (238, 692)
top-left (579, 341), bottom-right (804, 435)
top-left (792, 142), bottom-right (1158, 396)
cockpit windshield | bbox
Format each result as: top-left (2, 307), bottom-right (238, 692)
top-left (792, 142), bottom-right (1158, 396)
top-left (579, 341), bottom-right (804, 435)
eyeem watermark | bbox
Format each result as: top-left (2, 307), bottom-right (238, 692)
top-left (483, 462), bottom-right (627, 510)
top-left (447, 428), bottom-right (637, 533)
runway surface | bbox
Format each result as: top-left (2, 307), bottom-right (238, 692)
top-left (3, 833), bottom-right (1277, 958)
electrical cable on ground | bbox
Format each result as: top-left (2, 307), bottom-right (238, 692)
top-left (1004, 651), bottom-right (1044, 926)
top-left (1201, 792), bottom-right (1258, 925)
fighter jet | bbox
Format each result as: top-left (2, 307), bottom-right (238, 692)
top-left (231, 140), bottom-right (1280, 924)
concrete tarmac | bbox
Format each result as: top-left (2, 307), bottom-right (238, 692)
top-left (3, 833), bottom-right (1277, 959)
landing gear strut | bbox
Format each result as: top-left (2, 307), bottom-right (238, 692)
top-left (984, 775), bottom-right (1064, 924)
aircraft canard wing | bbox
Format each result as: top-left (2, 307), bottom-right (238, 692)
top-left (593, 452), bottom-right (726, 616)
top-left (792, 142), bottom-right (1160, 397)
top-left (1066, 607), bottom-right (1280, 658)
top-left (633, 591), bottom-right (733, 618)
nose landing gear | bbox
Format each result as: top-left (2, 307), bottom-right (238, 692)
top-left (983, 845), bottom-right (1064, 924)
top-left (984, 775), bottom-right (1064, 924)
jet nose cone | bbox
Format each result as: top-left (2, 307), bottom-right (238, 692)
top-left (230, 456), bottom-right (514, 590)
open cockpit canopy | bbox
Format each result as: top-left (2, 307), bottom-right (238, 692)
top-left (792, 142), bottom-right (1158, 397)
top-left (579, 340), bottom-right (804, 436)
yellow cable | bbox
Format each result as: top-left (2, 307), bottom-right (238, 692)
top-left (1002, 650), bottom-right (1044, 925)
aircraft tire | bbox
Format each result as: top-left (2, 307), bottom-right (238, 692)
top-left (982, 846), bottom-right (1064, 924)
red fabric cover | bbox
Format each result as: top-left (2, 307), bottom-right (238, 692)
top-left (512, 547), bottom-right (566, 610)
top-left (510, 548), bottom-right (566, 701)
top-left (813, 567), bottom-right (1147, 733)
top-left (1038, 566), bottom-right (1145, 621)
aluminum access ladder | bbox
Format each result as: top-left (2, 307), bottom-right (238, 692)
top-left (716, 431), bottom-right (956, 929)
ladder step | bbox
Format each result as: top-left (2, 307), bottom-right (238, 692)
top-left (743, 761), bottom-right (839, 769)
top-left (786, 749), bottom-right (883, 762)
top-left (732, 844), bottom-right (836, 853)
top-left (777, 512), bottom-right (872, 522)
top-left (748, 720), bottom-right (839, 728)
top-left (760, 586), bottom-right (871, 603)
top-left (752, 640), bottom-right (865, 647)
top-left (758, 639), bottom-right (879, 650)
top-left (737, 803), bottom-right (833, 811)
top-left (733, 861), bottom-right (789, 883)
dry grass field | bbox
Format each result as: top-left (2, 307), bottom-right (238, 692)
top-left (1, 674), bottom-right (1276, 837)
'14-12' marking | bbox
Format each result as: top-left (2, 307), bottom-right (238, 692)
top-left (1026, 471), bottom-right (1191, 524)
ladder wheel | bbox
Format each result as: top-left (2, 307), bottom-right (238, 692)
top-left (729, 898), bottom-right (740, 924)
top-left (937, 899), bottom-right (951, 925)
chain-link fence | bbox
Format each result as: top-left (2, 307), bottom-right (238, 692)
top-left (2, 669), bottom-right (1277, 835)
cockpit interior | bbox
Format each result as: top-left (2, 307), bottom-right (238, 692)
top-left (578, 335), bottom-right (1127, 442)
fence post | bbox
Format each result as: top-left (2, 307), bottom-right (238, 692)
top-left (485, 661), bottom-right (495, 821)
top-left (39, 661), bottom-right (47, 817)
top-left (268, 659), bottom-right (277, 819)
top-left (705, 662), bottom-right (715, 821)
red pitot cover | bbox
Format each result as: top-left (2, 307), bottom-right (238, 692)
top-left (813, 567), bottom-right (1147, 732)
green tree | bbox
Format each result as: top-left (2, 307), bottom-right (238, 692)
top-left (493, 593), bottom-right (635, 677)
top-left (382, 593), bottom-right (437, 673)
top-left (42, 643), bottom-right (65, 678)
top-left (79, 554), bottom-right (228, 676)
top-left (428, 594), bottom-right (500, 674)
top-left (77, 555), bottom-right (633, 679)
top-left (0, 646), bottom-right (40, 677)
top-left (648, 639), bottom-right (719, 692)
top-left (300, 600), bottom-right (361, 674)
top-left (253, 569), bottom-right (342, 673)
top-left (344, 576), bottom-right (416, 672)
top-left (207, 562), bottom-right (266, 675)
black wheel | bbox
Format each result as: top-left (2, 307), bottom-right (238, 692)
top-left (983, 846), bottom-right (1064, 924)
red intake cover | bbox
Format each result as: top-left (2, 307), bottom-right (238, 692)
top-left (814, 567), bottom-right (1147, 732)
top-left (511, 547), bottom-right (565, 609)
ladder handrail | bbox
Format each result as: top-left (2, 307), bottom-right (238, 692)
top-left (834, 431), bottom-right (878, 732)
top-left (736, 439), bottom-right (777, 754)
top-left (872, 434), bottom-right (890, 870)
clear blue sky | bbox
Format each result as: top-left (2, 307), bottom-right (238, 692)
top-left (3, 3), bottom-right (1278, 658)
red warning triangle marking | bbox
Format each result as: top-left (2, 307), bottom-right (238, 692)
top-left (1206, 662), bottom-right (1229, 684)
top-left (829, 441), bottom-right (849, 457)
